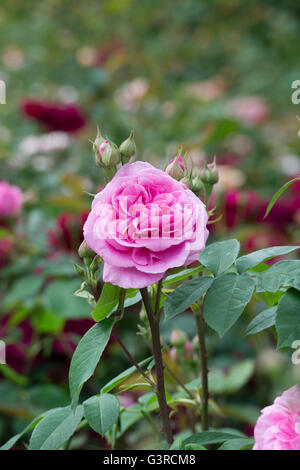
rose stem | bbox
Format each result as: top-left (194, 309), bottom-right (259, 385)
top-left (140, 287), bottom-right (173, 445)
top-left (192, 303), bottom-right (209, 431)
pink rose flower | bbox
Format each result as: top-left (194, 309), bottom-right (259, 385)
top-left (84, 162), bottom-right (208, 288)
top-left (0, 181), bottom-right (23, 216)
top-left (254, 386), bottom-right (300, 450)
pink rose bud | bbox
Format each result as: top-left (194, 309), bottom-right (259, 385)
top-left (184, 341), bottom-right (194, 358)
top-left (93, 127), bottom-right (120, 168)
top-left (165, 154), bottom-right (185, 181)
top-left (170, 329), bottom-right (188, 347)
top-left (169, 347), bottom-right (178, 361)
top-left (78, 240), bottom-right (94, 259)
top-left (0, 181), bottom-right (23, 216)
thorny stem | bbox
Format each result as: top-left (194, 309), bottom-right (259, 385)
top-left (140, 287), bottom-right (173, 445)
top-left (193, 303), bottom-right (209, 431)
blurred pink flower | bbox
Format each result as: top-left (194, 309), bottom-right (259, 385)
top-left (21, 99), bottom-right (86, 133)
top-left (227, 96), bottom-right (269, 126)
top-left (254, 386), bottom-right (300, 450)
top-left (0, 181), bottom-right (23, 216)
top-left (119, 393), bottom-right (135, 408)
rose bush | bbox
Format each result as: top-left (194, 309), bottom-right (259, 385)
top-left (83, 161), bottom-right (209, 288)
top-left (254, 386), bottom-right (300, 450)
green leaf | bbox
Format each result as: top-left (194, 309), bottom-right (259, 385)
top-left (117, 403), bottom-right (143, 437)
top-left (236, 246), bottom-right (299, 273)
top-left (184, 444), bottom-right (207, 450)
top-left (199, 239), bottom-right (240, 276)
top-left (223, 360), bottom-right (255, 393)
top-left (0, 364), bottom-right (29, 387)
top-left (218, 437), bottom-right (254, 450)
top-left (204, 272), bottom-right (255, 337)
top-left (0, 413), bottom-right (46, 450)
top-left (245, 307), bottom-right (277, 336)
top-left (3, 276), bottom-right (44, 311)
top-left (101, 356), bottom-right (153, 394)
top-left (69, 319), bottom-right (114, 400)
top-left (255, 291), bottom-right (284, 307)
top-left (32, 309), bottom-right (65, 334)
top-left (162, 266), bottom-right (204, 285)
top-left (92, 283), bottom-right (121, 322)
top-left (257, 260), bottom-right (300, 293)
top-left (183, 431), bottom-right (242, 447)
top-left (124, 288), bottom-right (142, 308)
top-left (91, 287), bottom-right (140, 323)
top-left (44, 279), bottom-right (91, 319)
top-left (29, 405), bottom-right (83, 450)
top-left (164, 277), bottom-right (213, 322)
top-left (275, 288), bottom-right (300, 348)
top-left (188, 360), bottom-right (255, 395)
top-left (83, 394), bottom-right (119, 436)
top-left (264, 177), bottom-right (300, 218)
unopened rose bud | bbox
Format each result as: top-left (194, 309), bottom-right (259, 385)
top-left (93, 127), bottom-right (120, 168)
top-left (73, 263), bottom-right (85, 277)
top-left (98, 140), bottom-right (120, 168)
top-left (78, 240), bottom-right (94, 259)
top-left (184, 341), bottom-right (194, 358)
top-left (169, 347), bottom-right (178, 361)
top-left (200, 158), bottom-right (219, 185)
top-left (191, 169), bottom-right (205, 192)
top-left (165, 154), bottom-right (185, 181)
top-left (180, 174), bottom-right (191, 187)
top-left (89, 256), bottom-right (99, 274)
top-left (119, 130), bottom-right (136, 162)
top-left (170, 329), bottom-right (188, 347)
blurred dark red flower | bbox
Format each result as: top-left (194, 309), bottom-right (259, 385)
top-left (224, 182), bottom-right (300, 233)
top-left (21, 100), bottom-right (86, 133)
top-left (48, 211), bottom-right (88, 254)
top-left (0, 317), bottom-right (33, 373)
top-left (224, 189), bottom-right (263, 229)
